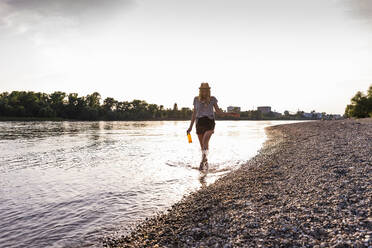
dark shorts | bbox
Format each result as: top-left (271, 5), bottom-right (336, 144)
top-left (196, 116), bottom-right (215, 135)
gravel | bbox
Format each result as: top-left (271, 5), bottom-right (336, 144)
top-left (104, 118), bottom-right (372, 247)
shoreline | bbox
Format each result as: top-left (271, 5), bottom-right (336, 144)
top-left (105, 118), bottom-right (371, 247)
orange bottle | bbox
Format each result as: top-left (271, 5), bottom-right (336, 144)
top-left (187, 133), bottom-right (192, 143)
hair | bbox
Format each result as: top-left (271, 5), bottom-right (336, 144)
top-left (198, 87), bottom-right (211, 104)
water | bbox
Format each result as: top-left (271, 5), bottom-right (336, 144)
top-left (0, 120), bottom-right (301, 247)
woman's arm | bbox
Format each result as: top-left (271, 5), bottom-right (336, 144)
top-left (213, 102), bottom-right (225, 116)
top-left (213, 101), bottom-right (239, 117)
top-left (187, 108), bottom-right (196, 133)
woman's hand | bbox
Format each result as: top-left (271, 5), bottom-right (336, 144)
top-left (187, 127), bottom-right (192, 134)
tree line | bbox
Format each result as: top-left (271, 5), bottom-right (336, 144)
top-left (0, 90), bottom-right (291, 121)
top-left (345, 85), bottom-right (372, 118)
top-left (2, 88), bottom-right (365, 121)
top-left (0, 91), bottom-right (193, 121)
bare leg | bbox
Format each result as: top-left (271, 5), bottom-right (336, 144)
top-left (197, 134), bottom-right (206, 168)
top-left (202, 130), bottom-right (214, 151)
top-left (201, 130), bottom-right (214, 168)
top-left (197, 134), bottom-right (204, 150)
top-left (197, 130), bottom-right (214, 169)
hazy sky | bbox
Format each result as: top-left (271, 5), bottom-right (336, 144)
top-left (1, 0), bottom-right (372, 114)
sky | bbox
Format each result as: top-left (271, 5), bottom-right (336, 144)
top-left (1, 0), bottom-right (372, 114)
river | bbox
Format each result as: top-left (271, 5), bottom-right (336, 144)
top-left (0, 120), bottom-right (301, 247)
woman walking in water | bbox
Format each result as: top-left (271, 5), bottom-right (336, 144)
top-left (187, 82), bottom-right (239, 170)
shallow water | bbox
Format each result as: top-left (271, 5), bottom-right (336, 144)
top-left (0, 120), bottom-right (301, 247)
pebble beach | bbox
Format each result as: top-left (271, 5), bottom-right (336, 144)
top-left (105, 118), bottom-right (372, 247)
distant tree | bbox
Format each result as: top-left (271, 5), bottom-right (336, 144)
top-left (180, 107), bottom-right (192, 119)
top-left (295, 110), bottom-right (304, 119)
top-left (103, 97), bottom-right (117, 112)
top-left (65, 93), bottom-right (79, 118)
top-left (86, 92), bottom-right (101, 109)
top-left (345, 85), bottom-right (372, 118)
top-left (147, 104), bottom-right (159, 119)
top-left (158, 105), bottom-right (165, 118)
top-left (0, 92), bottom-right (10, 116)
top-left (68, 93), bottom-right (79, 106)
top-left (39, 106), bottom-right (56, 117)
top-left (171, 103), bottom-right (179, 118)
top-left (49, 91), bottom-right (66, 117)
top-left (101, 97), bottom-right (117, 120)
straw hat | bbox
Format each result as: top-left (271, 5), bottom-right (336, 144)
top-left (199, 82), bottom-right (211, 89)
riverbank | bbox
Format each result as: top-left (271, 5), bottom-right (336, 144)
top-left (105, 118), bottom-right (371, 247)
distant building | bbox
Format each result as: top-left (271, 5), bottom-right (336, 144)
top-left (227, 106), bottom-right (241, 112)
top-left (257, 106), bottom-right (271, 113)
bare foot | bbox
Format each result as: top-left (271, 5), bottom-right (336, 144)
top-left (203, 161), bottom-right (209, 170)
top-left (199, 161), bottom-right (204, 170)
top-left (199, 160), bottom-right (209, 171)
